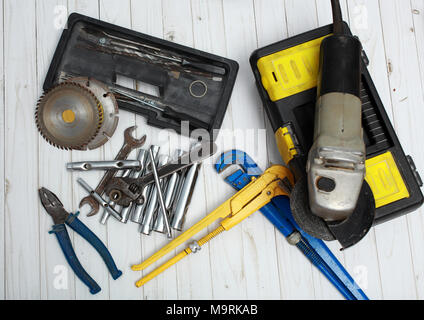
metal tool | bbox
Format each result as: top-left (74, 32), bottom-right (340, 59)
top-left (81, 27), bottom-right (226, 76)
top-left (99, 201), bottom-right (115, 225)
top-left (153, 157), bottom-right (181, 233)
top-left (215, 150), bottom-right (368, 300)
top-left (69, 77), bottom-right (119, 150)
top-left (169, 151), bottom-right (188, 222)
top-left (131, 146), bottom-right (160, 224)
top-left (290, 0), bottom-right (376, 249)
top-left (140, 155), bottom-right (169, 236)
top-left (57, 74), bottom-right (210, 130)
top-left (79, 126), bottom-right (146, 216)
top-left (306, 0), bottom-right (366, 221)
top-left (170, 162), bottom-right (201, 231)
top-left (149, 150), bottom-right (172, 238)
top-left (120, 149), bottom-right (149, 223)
top-left (112, 86), bottom-right (210, 130)
top-left (38, 187), bottom-right (122, 295)
top-left (35, 81), bottom-right (104, 150)
top-left (153, 174), bottom-right (178, 233)
top-left (131, 165), bottom-right (294, 287)
top-left (77, 178), bottom-right (122, 221)
top-left (67, 160), bottom-right (141, 171)
top-left (104, 141), bottom-right (216, 208)
top-left (100, 167), bottom-right (133, 224)
top-left (154, 149), bottom-right (184, 233)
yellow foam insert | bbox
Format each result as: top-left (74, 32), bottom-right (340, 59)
top-left (257, 35), bottom-right (329, 101)
top-left (365, 152), bottom-right (409, 208)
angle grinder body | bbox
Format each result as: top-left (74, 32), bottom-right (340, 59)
top-left (250, 22), bottom-right (423, 248)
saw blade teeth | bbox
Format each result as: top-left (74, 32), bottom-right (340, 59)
top-left (35, 80), bottom-right (104, 150)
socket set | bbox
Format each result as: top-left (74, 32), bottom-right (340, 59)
top-left (71, 144), bottom-right (201, 237)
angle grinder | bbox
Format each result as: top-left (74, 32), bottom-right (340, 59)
top-left (291, 0), bottom-right (375, 249)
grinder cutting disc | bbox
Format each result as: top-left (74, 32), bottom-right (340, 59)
top-left (35, 81), bottom-right (104, 150)
top-left (290, 176), bottom-right (376, 248)
top-left (290, 176), bottom-right (336, 241)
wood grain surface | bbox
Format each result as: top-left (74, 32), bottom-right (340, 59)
top-left (1, 0), bottom-right (423, 300)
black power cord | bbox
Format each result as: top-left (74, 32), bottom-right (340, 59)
top-left (331, 0), bottom-right (344, 34)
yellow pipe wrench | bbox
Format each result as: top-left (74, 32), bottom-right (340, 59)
top-left (132, 165), bottom-right (294, 287)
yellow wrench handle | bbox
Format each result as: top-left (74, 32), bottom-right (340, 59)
top-left (136, 226), bottom-right (226, 287)
top-left (136, 249), bottom-right (189, 287)
top-left (131, 165), bottom-right (293, 272)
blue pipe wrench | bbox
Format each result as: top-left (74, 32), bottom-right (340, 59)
top-left (215, 150), bottom-right (368, 300)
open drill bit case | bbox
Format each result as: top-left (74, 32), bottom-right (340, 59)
top-left (250, 23), bottom-right (423, 225)
top-left (43, 13), bottom-right (239, 140)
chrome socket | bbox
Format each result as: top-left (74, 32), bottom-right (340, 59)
top-left (77, 177), bottom-right (121, 221)
top-left (170, 162), bottom-right (201, 231)
top-left (130, 145), bottom-right (160, 223)
top-left (139, 154), bottom-right (169, 235)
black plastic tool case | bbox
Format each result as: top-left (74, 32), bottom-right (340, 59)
top-left (250, 23), bottom-right (423, 225)
top-left (43, 13), bottom-right (239, 140)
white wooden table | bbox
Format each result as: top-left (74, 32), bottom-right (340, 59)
top-left (1, 0), bottom-right (424, 300)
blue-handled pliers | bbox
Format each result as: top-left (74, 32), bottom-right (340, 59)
top-left (38, 187), bottom-right (122, 294)
top-left (215, 150), bottom-right (368, 300)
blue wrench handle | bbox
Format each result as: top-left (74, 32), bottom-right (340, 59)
top-left (215, 150), bottom-right (368, 300)
top-left (50, 224), bottom-right (101, 295)
top-left (271, 196), bottom-right (369, 300)
top-left (263, 198), bottom-right (358, 299)
top-left (66, 213), bottom-right (123, 280)
top-left (259, 202), bottom-right (295, 237)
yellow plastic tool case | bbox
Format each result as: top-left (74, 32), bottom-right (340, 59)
top-left (250, 23), bottom-right (423, 225)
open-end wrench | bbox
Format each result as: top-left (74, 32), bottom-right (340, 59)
top-left (100, 168), bottom-right (133, 225)
top-left (79, 126), bottom-right (146, 216)
top-left (104, 141), bottom-right (216, 207)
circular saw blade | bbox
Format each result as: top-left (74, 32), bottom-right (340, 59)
top-left (69, 77), bottom-right (119, 150)
top-left (35, 82), bottom-right (103, 150)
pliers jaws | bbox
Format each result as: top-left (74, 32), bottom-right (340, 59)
top-left (39, 187), bottom-right (69, 225)
top-left (39, 187), bottom-right (122, 294)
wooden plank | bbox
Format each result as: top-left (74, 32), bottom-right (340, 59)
top-left (128, 0), bottom-right (180, 300)
top-left (316, 0), bottom-right (384, 300)
top-left (284, 0), bottom-right (318, 36)
top-left (283, 0), bottom-right (345, 300)
top-left (36, 0), bottom-right (75, 300)
top-left (254, 0), bottom-right (288, 48)
top-left (149, 0), bottom-right (208, 300)
top-left (67, 0), bottom-right (99, 18)
top-left (315, 0), bottom-right (349, 27)
top-left (408, 0), bottom-right (424, 300)
top-left (4, 0), bottom-right (40, 299)
top-left (374, 0), bottom-right (422, 299)
top-left (340, 0), bottom-right (392, 300)
top-left (190, 0), bottom-right (242, 300)
top-left (66, 0), bottom-right (111, 300)
top-left (220, 0), bottom-right (283, 299)
top-left (252, 0), bottom-right (318, 300)
top-left (252, 0), bottom-right (287, 169)
top-left (97, 0), bottom-right (144, 300)
top-left (173, 0), bottom-right (235, 300)
top-left (0, 0), bottom-right (4, 301)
